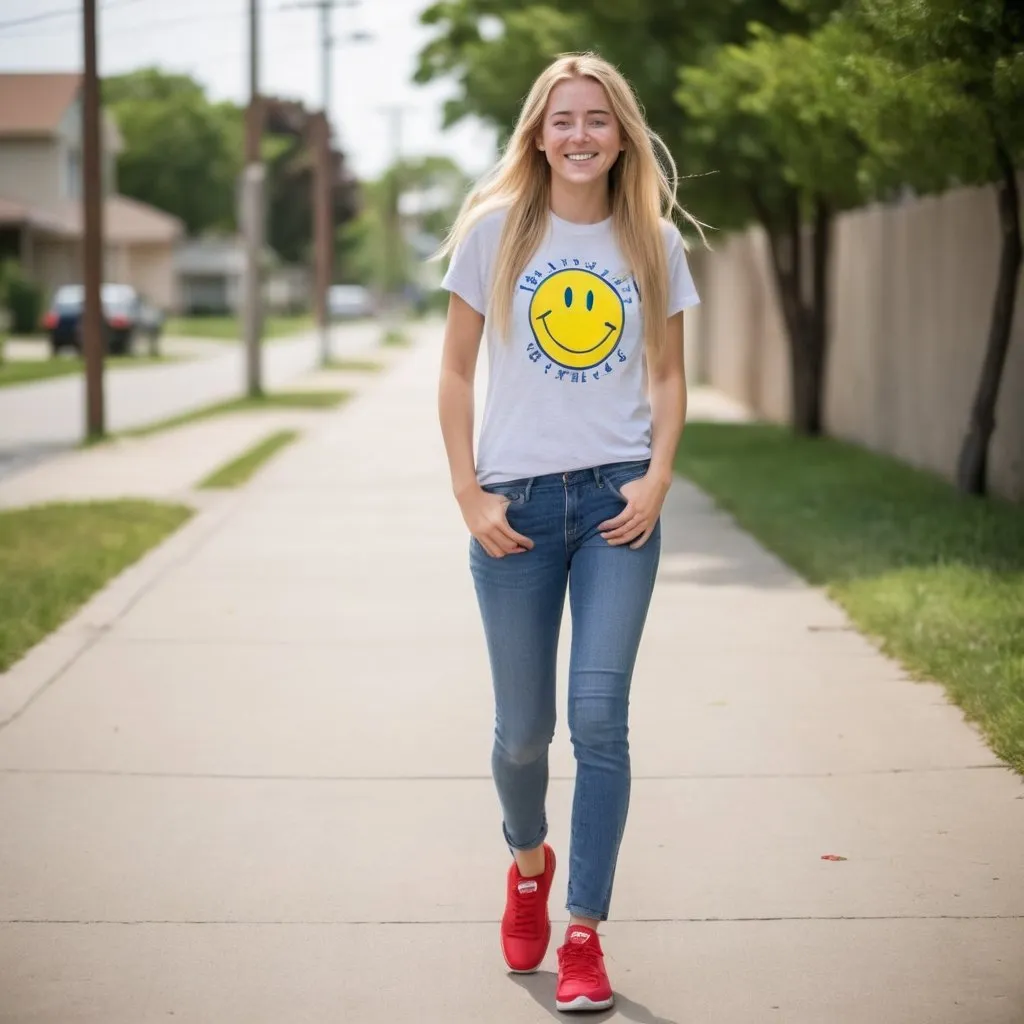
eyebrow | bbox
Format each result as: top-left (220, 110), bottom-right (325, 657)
top-left (550, 109), bottom-right (611, 117)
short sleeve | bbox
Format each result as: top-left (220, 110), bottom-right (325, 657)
top-left (663, 222), bottom-right (700, 316)
top-left (441, 220), bottom-right (487, 315)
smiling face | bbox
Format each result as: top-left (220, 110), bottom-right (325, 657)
top-left (529, 269), bottom-right (624, 369)
top-left (537, 77), bottom-right (623, 189)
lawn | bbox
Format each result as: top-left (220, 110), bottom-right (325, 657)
top-left (380, 327), bottom-right (411, 347)
top-left (118, 390), bottom-right (349, 439)
top-left (676, 423), bottom-right (1024, 772)
top-left (326, 357), bottom-right (383, 373)
top-left (0, 500), bottom-right (193, 673)
top-left (164, 315), bottom-right (314, 341)
top-left (199, 430), bottom-right (299, 489)
top-left (0, 355), bottom-right (173, 388)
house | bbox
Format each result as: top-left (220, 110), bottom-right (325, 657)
top-left (0, 73), bottom-right (184, 312)
top-left (174, 235), bottom-right (311, 315)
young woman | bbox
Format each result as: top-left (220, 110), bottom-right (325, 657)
top-left (436, 52), bottom-right (702, 1013)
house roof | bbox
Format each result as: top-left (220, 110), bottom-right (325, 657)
top-left (0, 73), bottom-right (82, 138)
top-left (0, 194), bottom-right (184, 244)
top-left (53, 195), bottom-right (185, 244)
top-left (0, 197), bottom-right (77, 236)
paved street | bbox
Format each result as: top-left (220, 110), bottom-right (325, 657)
top-left (0, 321), bottom-right (381, 476)
top-left (0, 322), bottom-right (1021, 1022)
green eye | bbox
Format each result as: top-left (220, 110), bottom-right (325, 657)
top-left (586, 290), bottom-right (594, 311)
top-left (564, 287), bottom-right (573, 308)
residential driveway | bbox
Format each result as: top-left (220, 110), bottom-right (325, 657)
top-left (0, 321), bottom-right (1021, 1022)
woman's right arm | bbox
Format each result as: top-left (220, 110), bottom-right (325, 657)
top-left (438, 294), bottom-right (533, 558)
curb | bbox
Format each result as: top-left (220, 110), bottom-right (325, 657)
top-left (0, 492), bottom-right (244, 730)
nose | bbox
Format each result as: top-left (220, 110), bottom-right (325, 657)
top-left (570, 118), bottom-right (588, 144)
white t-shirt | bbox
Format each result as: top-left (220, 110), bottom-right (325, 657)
top-left (441, 208), bottom-right (700, 486)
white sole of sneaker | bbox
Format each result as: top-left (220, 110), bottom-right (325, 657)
top-left (555, 995), bottom-right (615, 1012)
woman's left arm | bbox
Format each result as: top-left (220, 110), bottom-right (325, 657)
top-left (648, 310), bottom-right (687, 487)
top-left (600, 312), bottom-right (687, 549)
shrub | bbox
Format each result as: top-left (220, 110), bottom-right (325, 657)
top-left (1, 261), bottom-right (44, 334)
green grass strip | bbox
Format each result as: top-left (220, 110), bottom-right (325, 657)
top-left (0, 355), bottom-right (175, 388)
top-left (676, 422), bottom-right (1024, 773)
top-left (0, 500), bottom-right (193, 672)
top-left (119, 390), bottom-right (349, 440)
top-left (198, 430), bottom-right (300, 489)
top-left (380, 328), bottom-right (410, 347)
top-left (326, 357), bottom-right (383, 372)
top-left (163, 315), bottom-right (313, 341)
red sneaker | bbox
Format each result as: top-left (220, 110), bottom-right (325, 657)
top-left (556, 924), bottom-right (614, 1012)
top-left (500, 844), bottom-right (556, 973)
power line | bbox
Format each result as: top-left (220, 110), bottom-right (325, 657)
top-left (0, 0), bottom-right (149, 31)
top-left (0, 0), bottom-right (236, 39)
top-left (0, 4), bottom-right (79, 31)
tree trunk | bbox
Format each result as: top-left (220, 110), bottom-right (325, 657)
top-left (753, 188), bottom-right (833, 436)
top-left (955, 144), bottom-right (1022, 495)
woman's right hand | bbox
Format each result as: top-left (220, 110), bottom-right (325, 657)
top-left (457, 485), bottom-right (534, 558)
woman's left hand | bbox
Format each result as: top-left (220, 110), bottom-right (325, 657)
top-left (599, 471), bottom-right (672, 549)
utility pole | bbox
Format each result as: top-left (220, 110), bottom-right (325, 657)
top-left (312, 111), bottom-right (331, 359)
top-left (315, 2), bottom-right (333, 367)
top-left (82, 0), bottom-right (104, 440)
top-left (283, 0), bottom-right (367, 366)
top-left (379, 105), bottom-right (406, 316)
top-left (242, 0), bottom-right (264, 397)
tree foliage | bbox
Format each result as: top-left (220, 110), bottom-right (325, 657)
top-left (415, 0), bottom-right (1023, 485)
top-left (103, 71), bottom-right (362, 270)
top-left (845, 0), bottom-right (1024, 494)
top-left (261, 97), bottom-right (360, 266)
top-left (338, 155), bottom-right (470, 292)
top-left (103, 69), bottom-right (243, 236)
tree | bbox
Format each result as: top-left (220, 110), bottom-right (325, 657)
top-left (104, 72), bottom-right (362, 269)
top-left (847, 0), bottom-right (1024, 495)
top-left (337, 155), bottom-right (470, 293)
top-left (103, 69), bottom-right (243, 235)
top-left (675, 17), bottom-right (863, 434)
top-left (261, 97), bottom-right (360, 268)
top-left (415, 1), bottom-right (809, 202)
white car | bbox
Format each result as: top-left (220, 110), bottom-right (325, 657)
top-left (328, 284), bottom-right (373, 320)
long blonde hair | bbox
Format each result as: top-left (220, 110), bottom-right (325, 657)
top-left (436, 52), bottom-right (706, 357)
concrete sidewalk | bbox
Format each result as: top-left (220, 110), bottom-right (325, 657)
top-left (0, 323), bottom-right (1021, 1023)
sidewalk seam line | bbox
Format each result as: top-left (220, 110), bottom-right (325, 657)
top-left (0, 766), bottom-right (1006, 781)
top-left (2, 915), bottom-right (1022, 925)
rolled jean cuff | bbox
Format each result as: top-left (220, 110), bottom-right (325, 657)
top-left (566, 902), bottom-right (608, 922)
top-left (503, 818), bottom-right (548, 852)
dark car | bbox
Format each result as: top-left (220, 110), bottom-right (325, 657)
top-left (43, 284), bottom-right (164, 356)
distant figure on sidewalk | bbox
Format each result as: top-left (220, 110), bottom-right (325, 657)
top-left (435, 52), bottom-right (702, 1013)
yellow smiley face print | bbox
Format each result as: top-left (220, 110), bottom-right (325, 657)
top-left (529, 269), bottom-right (624, 370)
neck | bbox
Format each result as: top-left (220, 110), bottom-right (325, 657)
top-left (548, 177), bottom-right (611, 224)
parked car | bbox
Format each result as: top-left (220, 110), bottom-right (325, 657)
top-left (43, 283), bottom-right (164, 356)
top-left (328, 283), bottom-right (373, 320)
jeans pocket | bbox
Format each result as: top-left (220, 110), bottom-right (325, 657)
top-left (482, 482), bottom-right (529, 506)
top-left (604, 461), bottom-right (649, 502)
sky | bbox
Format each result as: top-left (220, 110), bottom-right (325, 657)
top-left (0, 0), bottom-right (499, 181)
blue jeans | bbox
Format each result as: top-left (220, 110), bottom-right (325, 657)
top-left (469, 459), bottom-right (661, 921)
